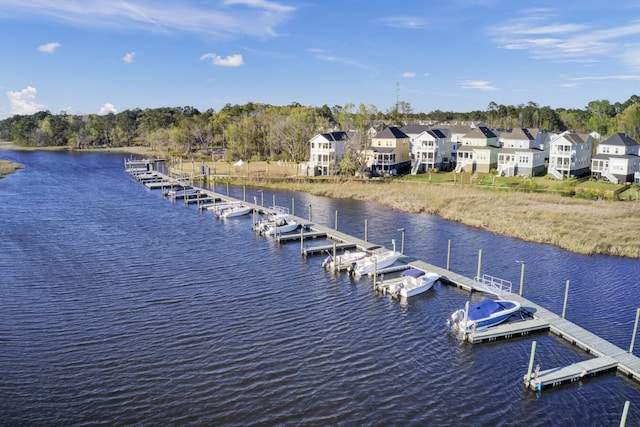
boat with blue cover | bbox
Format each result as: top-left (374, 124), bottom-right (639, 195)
top-left (449, 299), bottom-right (521, 332)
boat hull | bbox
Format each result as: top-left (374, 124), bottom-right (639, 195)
top-left (400, 272), bottom-right (439, 298)
top-left (352, 252), bottom-right (401, 276)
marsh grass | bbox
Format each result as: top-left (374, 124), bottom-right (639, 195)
top-left (207, 162), bottom-right (640, 258)
top-left (0, 160), bottom-right (23, 178)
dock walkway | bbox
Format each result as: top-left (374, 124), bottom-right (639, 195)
top-left (126, 161), bottom-right (640, 392)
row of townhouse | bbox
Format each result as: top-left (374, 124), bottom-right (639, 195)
top-left (307, 124), bottom-right (640, 184)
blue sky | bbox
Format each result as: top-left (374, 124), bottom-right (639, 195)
top-left (1, 0), bottom-right (640, 118)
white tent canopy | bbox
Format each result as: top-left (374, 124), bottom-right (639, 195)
top-left (234, 159), bottom-right (246, 167)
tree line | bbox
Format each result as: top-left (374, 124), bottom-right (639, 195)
top-left (1, 96), bottom-right (639, 162)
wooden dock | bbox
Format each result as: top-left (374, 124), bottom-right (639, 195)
top-left (126, 161), bottom-right (640, 392)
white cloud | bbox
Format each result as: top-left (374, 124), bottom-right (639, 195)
top-left (310, 50), bottom-right (367, 69)
top-left (460, 80), bottom-right (497, 90)
top-left (401, 72), bottom-right (416, 78)
top-left (0, 0), bottom-right (295, 39)
top-left (6, 86), bottom-right (47, 114)
top-left (570, 75), bottom-right (640, 81)
top-left (380, 16), bottom-right (425, 29)
top-left (200, 53), bottom-right (244, 67)
top-left (38, 42), bottom-right (61, 53)
top-left (123, 51), bottom-right (135, 63)
top-left (99, 103), bottom-right (117, 114)
top-left (492, 11), bottom-right (640, 66)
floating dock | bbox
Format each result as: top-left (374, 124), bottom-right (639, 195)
top-left (125, 160), bottom-right (640, 392)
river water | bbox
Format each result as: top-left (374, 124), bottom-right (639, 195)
top-left (0, 151), bottom-right (639, 426)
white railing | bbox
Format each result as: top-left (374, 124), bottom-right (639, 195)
top-left (455, 160), bottom-right (473, 173)
top-left (411, 159), bottom-right (422, 175)
top-left (473, 274), bottom-right (512, 295)
top-left (547, 166), bottom-right (563, 180)
top-left (497, 161), bottom-right (515, 177)
top-left (602, 168), bottom-right (619, 184)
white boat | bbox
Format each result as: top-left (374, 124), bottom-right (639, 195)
top-left (348, 240), bottom-right (402, 277)
top-left (219, 204), bottom-right (252, 219)
top-left (378, 268), bottom-right (439, 298)
top-left (449, 299), bottom-right (521, 332)
top-left (261, 215), bottom-right (299, 235)
top-left (321, 250), bottom-right (368, 270)
top-left (253, 205), bottom-right (289, 232)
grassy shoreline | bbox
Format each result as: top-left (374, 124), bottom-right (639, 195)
top-left (2, 142), bottom-right (639, 257)
top-left (228, 177), bottom-right (640, 258)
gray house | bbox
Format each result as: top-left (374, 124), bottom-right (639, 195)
top-left (591, 133), bottom-right (640, 184)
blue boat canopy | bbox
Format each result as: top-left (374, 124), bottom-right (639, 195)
top-left (401, 268), bottom-right (425, 278)
top-left (468, 299), bottom-right (506, 321)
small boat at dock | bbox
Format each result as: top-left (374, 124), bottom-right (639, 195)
top-left (322, 250), bottom-right (368, 270)
top-left (347, 240), bottom-right (402, 277)
top-left (377, 269), bottom-right (439, 298)
top-left (217, 203), bottom-right (252, 219)
top-left (449, 299), bottom-right (521, 332)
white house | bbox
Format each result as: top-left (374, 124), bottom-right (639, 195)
top-left (308, 131), bottom-right (349, 176)
top-left (547, 131), bottom-right (594, 179)
top-left (591, 133), bottom-right (640, 184)
top-left (496, 128), bottom-right (546, 177)
top-left (411, 129), bottom-right (451, 173)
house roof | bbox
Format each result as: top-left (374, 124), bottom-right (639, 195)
top-left (600, 133), bottom-right (639, 147)
top-left (374, 126), bottom-right (409, 139)
top-left (554, 131), bottom-right (587, 145)
top-left (427, 129), bottom-right (447, 139)
top-left (593, 152), bottom-right (640, 160)
top-left (367, 146), bottom-right (396, 153)
top-left (400, 124), bottom-right (431, 135)
top-left (320, 131), bottom-right (348, 142)
top-left (463, 126), bottom-right (497, 139)
top-left (500, 128), bottom-right (535, 140)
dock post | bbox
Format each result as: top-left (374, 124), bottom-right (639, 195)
top-left (273, 194), bottom-right (276, 208)
top-left (519, 261), bottom-right (526, 296)
top-left (462, 301), bottom-right (470, 336)
top-left (620, 401), bottom-right (630, 427)
top-left (332, 242), bottom-right (337, 272)
top-left (300, 226), bottom-right (304, 255)
top-left (629, 308), bottom-right (640, 354)
top-left (373, 257), bottom-right (378, 290)
top-left (309, 204), bottom-right (312, 221)
top-left (365, 219), bottom-right (368, 242)
top-left (562, 280), bottom-right (570, 319)
top-left (335, 210), bottom-right (338, 231)
top-left (446, 239), bottom-right (451, 270)
top-left (525, 341), bottom-right (537, 384)
top-left (243, 185), bottom-right (246, 201)
top-left (292, 198), bottom-right (295, 216)
top-left (476, 249), bottom-right (482, 280)
top-left (226, 182), bottom-right (229, 196)
top-left (398, 228), bottom-right (405, 254)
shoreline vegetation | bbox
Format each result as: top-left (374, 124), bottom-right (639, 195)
top-left (2, 142), bottom-right (639, 258)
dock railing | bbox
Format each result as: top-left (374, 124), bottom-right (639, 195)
top-left (473, 274), bottom-right (512, 295)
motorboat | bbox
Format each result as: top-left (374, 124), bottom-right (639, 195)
top-left (377, 268), bottom-right (439, 298)
top-left (449, 299), bottom-right (521, 332)
top-left (219, 204), bottom-right (252, 219)
top-left (347, 240), bottom-right (402, 277)
top-left (253, 205), bottom-right (290, 233)
top-left (322, 250), bottom-right (368, 270)
top-left (260, 215), bottom-right (299, 236)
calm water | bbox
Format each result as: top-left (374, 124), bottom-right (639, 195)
top-left (1, 151), bottom-right (639, 426)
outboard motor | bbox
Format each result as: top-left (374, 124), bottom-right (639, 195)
top-left (347, 262), bottom-right (356, 276)
top-left (322, 255), bottom-right (331, 269)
